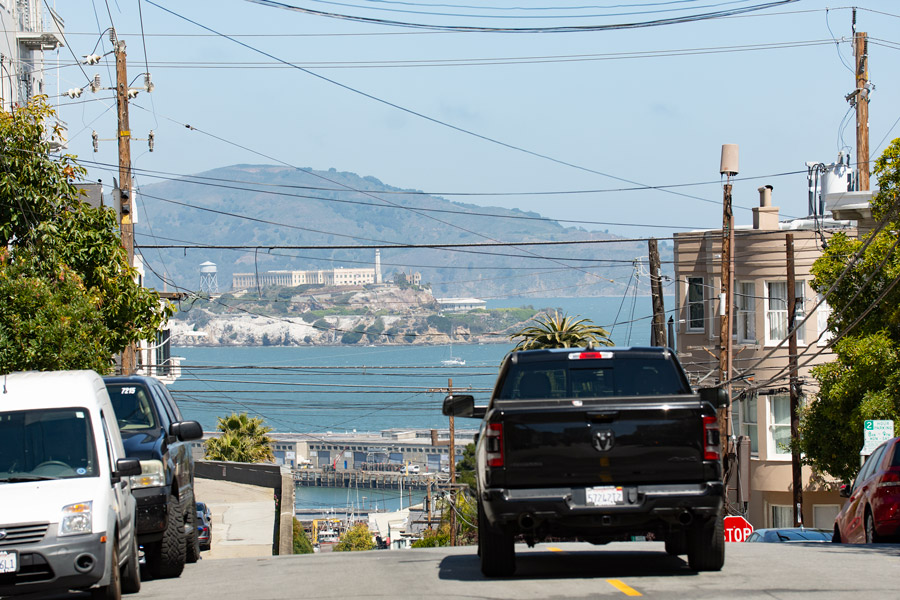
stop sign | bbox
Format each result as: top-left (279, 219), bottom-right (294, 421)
top-left (723, 515), bottom-right (754, 542)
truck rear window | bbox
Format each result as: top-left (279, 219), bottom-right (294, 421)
top-left (498, 359), bottom-right (690, 400)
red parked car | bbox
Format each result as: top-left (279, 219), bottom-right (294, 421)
top-left (833, 436), bottom-right (900, 543)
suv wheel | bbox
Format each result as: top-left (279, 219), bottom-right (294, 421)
top-left (478, 500), bottom-right (515, 577)
top-left (686, 512), bottom-right (725, 572)
top-left (185, 494), bottom-right (201, 564)
top-left (146, 495), bottom-right (186, 578)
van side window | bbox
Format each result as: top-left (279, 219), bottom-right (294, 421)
top-left (99, 411), bottom-right (119, 474)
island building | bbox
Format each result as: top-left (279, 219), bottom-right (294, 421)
top-left (673, 164), bottom-right (872, 531)
top-left (435, 297), bottom-right (487, 312)
top-left (231, 250), bottom-right (422, 291)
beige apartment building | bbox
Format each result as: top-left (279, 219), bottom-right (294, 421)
top-left (673, 186), bottom-right (855, 530)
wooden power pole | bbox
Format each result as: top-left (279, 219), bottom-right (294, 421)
top-left (649, 238), bottom-right (667, 347)
top-left (448, 378), bottom-right (457, 547)
top-left (853, 16), bottom-right (870, 191)
top-left (786, 233), bottom-right (804, 526)
top-left (115, 36), bottom-right (136, 375)
top-left (718, 144), bottom-right (738, 468)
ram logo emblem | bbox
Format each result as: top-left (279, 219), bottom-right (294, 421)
top-left (592, 429), bottom-right (615, 452)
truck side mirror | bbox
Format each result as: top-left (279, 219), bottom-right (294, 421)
top-left (839, 483), bottom-right (851, 498)
top-left (442, 394), bottom-right (475, 417)
top-left (171, 420), bottom-right (203, 442)
top-left (698, 387), bottom-right (729, 408)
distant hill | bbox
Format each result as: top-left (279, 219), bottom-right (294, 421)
top-left (134, 164), bottom-right (670, 298)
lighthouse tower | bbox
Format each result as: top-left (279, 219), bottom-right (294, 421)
top-left (375, 249), bottom-right (382, 284)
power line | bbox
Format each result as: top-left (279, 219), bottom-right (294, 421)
top-left (144, 1), bottom-right (736, 212)
top-left (240, 0), bottom-right (799, 33)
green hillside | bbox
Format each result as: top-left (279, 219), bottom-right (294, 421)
top-left (135, 164), bottom-right (667, 297)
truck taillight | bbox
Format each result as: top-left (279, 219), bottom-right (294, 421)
top-left (703, 416), bottom-right (720, 461)
top-left (486, 423), bottom-right (504, 467)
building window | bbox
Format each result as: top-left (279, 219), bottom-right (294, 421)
top-left (734, 281), bottom-right (756, 344)
top-left (741, 393), bottom-right (758, 453)
top-left (768, 394), bottom-right (791, 458)
top-left (771, 504), bottom-right (793, 528)
top-left (687, 277), bottom-right (705, 332)
top-left (765, 281), bottom-right (805, 345)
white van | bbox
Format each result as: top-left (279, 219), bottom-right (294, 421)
top-left (0, 371), bottom-right (143, 599)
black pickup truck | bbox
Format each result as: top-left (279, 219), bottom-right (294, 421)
top-left (443, 346), bottom-right (728, 576)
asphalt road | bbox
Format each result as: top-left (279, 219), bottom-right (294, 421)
top-left (108, 540), bottom-right (898, 600)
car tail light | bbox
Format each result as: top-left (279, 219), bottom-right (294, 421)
top-left (878, 471), bottom-right (900, 487)
top-left (569, 351), bottom-right (613, 360)
top-left (486, 423), bottom-right (504, 467)
top-left (702, 416), bottom-right (720, 461)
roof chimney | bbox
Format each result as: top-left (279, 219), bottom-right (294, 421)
top-left (753, 185), bottom-right (779, 229)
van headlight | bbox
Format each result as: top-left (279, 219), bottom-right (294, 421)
top-left (130, 460), bottom-right (165, 488)
top-left (59, 501), bottom-right (92, 536)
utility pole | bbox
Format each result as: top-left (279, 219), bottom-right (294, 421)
top-left (718, 144), bottom-right (738, 467)
top-left (786, 233), bottom-right (804, 527)
top-left (115, 34), bottom-right (136, 375)
top-left (648, 238), bottom-right (666, 347)
top-left (448, 377), bottom-right (457, 547)
top-left (852, 10), bottom-right (870, 191)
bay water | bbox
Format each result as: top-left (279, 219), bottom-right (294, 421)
top-left (170, 296), bottom-right (664, 511)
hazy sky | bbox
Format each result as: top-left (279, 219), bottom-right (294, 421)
top-left (52, 1), bottom-right (900, 238)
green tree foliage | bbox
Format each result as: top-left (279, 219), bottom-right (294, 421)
top-left (0, 98), bottom-right (171, 372)
top-left (455, 443), bottom-right (476, 491)
top-left (340, 330), bottom-right (363, 344)
top-left (411, 523), bottom-right (450, 548)
top-left (204, 412), bottom-right (275, 463)
top-left (333, 523), bottom-right (374, 552)
top-left (412, 490), bottom-right (478, 547)
top-left (510, 311), bottom-right (613, 351)
top-left (800, 139), bottom-right (900, 482)
top-left (292, 518), bottom-right (314, 554)
top-left (426, 314), bottom-right (451, 334)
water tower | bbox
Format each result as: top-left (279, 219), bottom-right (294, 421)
top-left (199, 261), bottom-right (219, 295)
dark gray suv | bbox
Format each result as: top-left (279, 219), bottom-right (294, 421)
top-left (104, 375), bottom-right (203, 579)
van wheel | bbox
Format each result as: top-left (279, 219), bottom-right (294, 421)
top-left (121, 534), bottom-right (141, 594)
top-left (687, 512), bottom-right (725, 571)
top-left (478, 500), bottom-right (515, 577)
top-left (146, 495), bottom-right (186, 578)
top-left (91, 543), bottom-right (121, 600)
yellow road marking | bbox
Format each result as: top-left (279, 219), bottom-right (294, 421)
top-left (547, 547), bottom-right (564, 552)
top-left (606, 579), bottom-right (642, 597)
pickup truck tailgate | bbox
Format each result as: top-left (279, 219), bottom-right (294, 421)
top-left (497, 397), bottom-right (708, 488)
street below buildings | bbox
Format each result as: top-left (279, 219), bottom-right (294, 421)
top-left (28, 540), bottom-right (898, 600)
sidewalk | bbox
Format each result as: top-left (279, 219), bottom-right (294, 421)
top-left (194, 478), bottom-right (275, 559)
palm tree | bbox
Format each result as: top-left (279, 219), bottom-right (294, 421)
top-left (204, 412), bottom-right (275, 463)
top-left (509, 311), bottom-right (613, 351)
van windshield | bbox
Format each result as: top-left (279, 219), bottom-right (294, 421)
top-left (106, 384), bottom-right (158, 431)
top-left (0, 408), bottom-right (99, 481)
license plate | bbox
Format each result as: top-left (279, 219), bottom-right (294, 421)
top-left (0, 550), bottom-right (18, 574)
top-left (586, 486), bottom-right (624, 507)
